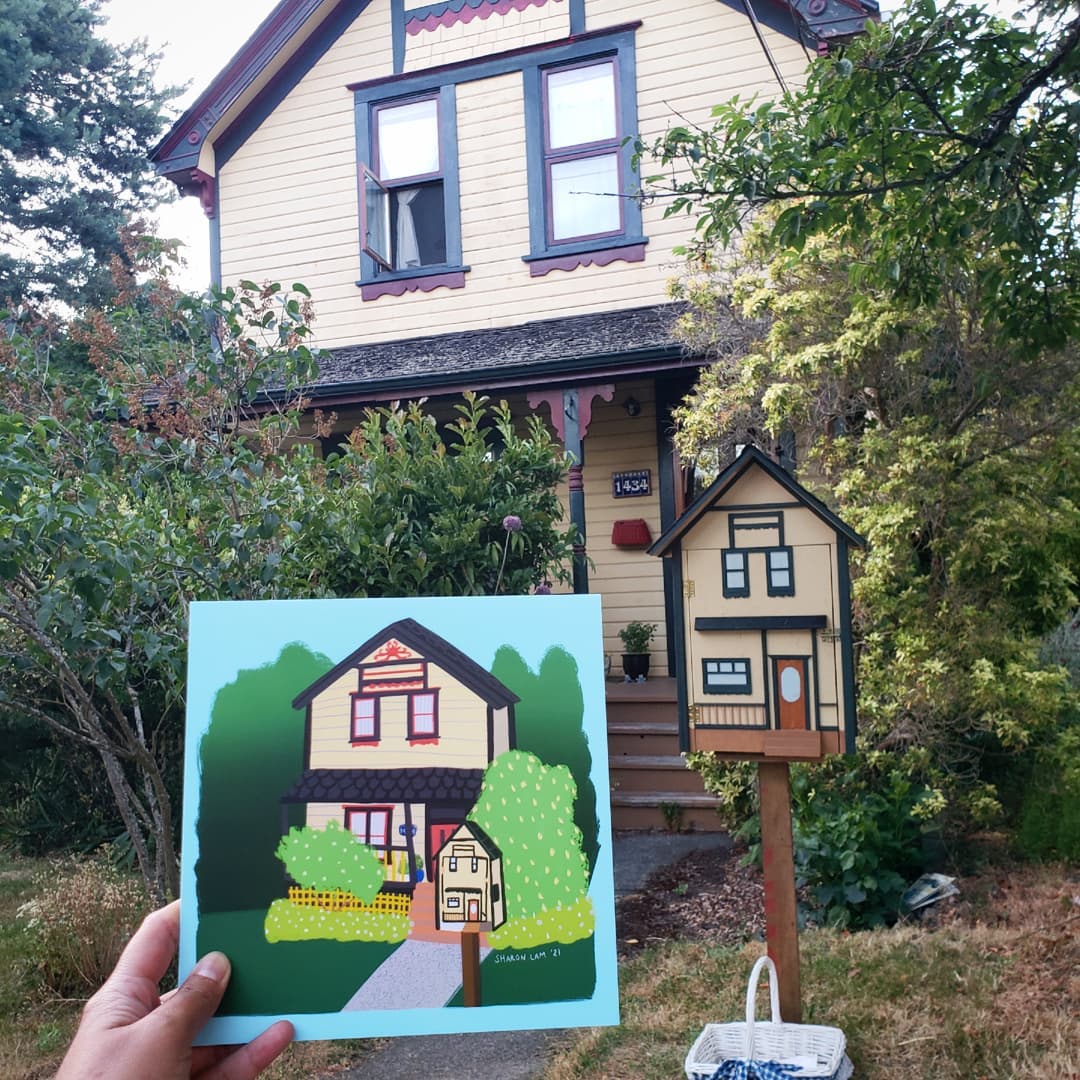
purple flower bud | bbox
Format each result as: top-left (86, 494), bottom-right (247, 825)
top-left (534, 582), bottom-right (552, 595)
top-left (502, 514), bottom-right (522, 533)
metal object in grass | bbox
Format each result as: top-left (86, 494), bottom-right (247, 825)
top-left (684, 956), bottom-right (848, 1080)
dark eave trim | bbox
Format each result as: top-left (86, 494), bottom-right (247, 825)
top-left (152, 0), bottom-right (326, 175)
top-left (648, 445), bottom-right (866, 554)
top-left (695, 615), bottom-right (828, 631)
top-left (258, 343), bottom-right (692, 410)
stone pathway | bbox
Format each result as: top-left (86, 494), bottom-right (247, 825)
top-left (342, 938), bottom-right (490, 1011)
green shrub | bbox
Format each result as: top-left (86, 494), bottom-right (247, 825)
top-left (1017, 722), bottom-right (1080, 862)
top-left (487, 896), bottom-right (595, 949)
top-left (263, 898), bottom-right (408, 943)
top-left (692, 754), bottom-right (931, 929)
top-left (18, 851), bottom-right (150, 995)
top-left (275, 821), bottom-right (384, 901)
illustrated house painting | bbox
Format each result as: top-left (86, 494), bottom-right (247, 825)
top-left (435, 821), bottom-right (506, 931)
top-left (152, 0), bottom-right (877, 826)
top-left (649, 447), bottom-right (865, 762)
top-left (282, 618), bottom-right (519, 892)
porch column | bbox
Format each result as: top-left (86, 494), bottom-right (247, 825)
top-left (527, 384), bottom-right (613, 595)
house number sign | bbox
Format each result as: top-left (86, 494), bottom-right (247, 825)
top-left (612, 470), bottom-right (651, 498)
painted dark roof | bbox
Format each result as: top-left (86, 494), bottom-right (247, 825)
top-left (648, 444), bottom-right (866, 555)
top-left (302, 304), bottom-right (692, 403)
top-left (291, 618), bottom-right (520, 709)
top-left (444, 820), bottom-right (502, 860)
top-left (281, 767), bottom-right (485, 803)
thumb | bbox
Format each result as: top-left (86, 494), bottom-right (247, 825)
top-left (155, 952), bottom-right (231, 1045)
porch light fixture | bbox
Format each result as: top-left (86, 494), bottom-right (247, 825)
top-left (624, 396), bottom-right (641, 417)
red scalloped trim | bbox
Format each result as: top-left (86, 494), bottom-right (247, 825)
top-left (528, 243), bottom-right (646, 277)
top-left (360, 271), bottom-right (467, 301)
top-left (406, 0), bottom-right (555, 36)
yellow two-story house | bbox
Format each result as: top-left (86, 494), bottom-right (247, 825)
top-left (153, 0), bottom-right (875, 826)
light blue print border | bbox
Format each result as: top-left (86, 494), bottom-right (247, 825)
top-left (180, 595), bottom-right (618, 1044)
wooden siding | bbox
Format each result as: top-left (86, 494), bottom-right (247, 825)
top-left (405, 0), bottom-right (570, 72)
top-left (214, 0), bottom-right (814, 349)
top-left (307, 659), bottom-right (503, 770)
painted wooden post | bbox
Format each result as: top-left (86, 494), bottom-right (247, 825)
top-left (758, 761), bottom-right (801, 1023)
top-left (461, 927), bottom-right (482, 1006)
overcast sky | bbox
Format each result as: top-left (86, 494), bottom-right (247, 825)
top-left (103, 0), bottom-right (280, 288)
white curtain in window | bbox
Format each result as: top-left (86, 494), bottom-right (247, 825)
top-left (547, 63), bottom-right (616, 149)
top-left (378, 99), bottom-right (439, 180)
top-left (395, 187), bottom-right (421, 269)
top-left (550, 153), bottom-right (621, 241)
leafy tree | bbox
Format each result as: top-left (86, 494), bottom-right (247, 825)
top-left (0, 0), bottom-right (175, 305)
top-left (196, 644), bottom-right (331, 914)
top-left (275, 821), bottom-right (385, 901)
top-left (0, 243), bottom-right (577, 899)
top-left (643, 0), bottom-right (1080, 837)
top-left (646, 0), bottom-right (1080, 350)
top-left (490, 645), bottom-right (599, 875)
top-left (469, 750), bottom-right (589, 918)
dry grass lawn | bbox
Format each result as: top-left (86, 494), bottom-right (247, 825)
top-left (543, 864), bottom-right (1079, 1080)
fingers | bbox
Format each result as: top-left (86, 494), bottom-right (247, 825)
top-left (155, 951), bottom-right (232, 1047)
top-left (198, 1021), bottom-right (295, 1080)
top-left (111, 900), bottom-right (182, 986)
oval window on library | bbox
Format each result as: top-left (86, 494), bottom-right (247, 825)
top-left (780, 666), bottom-right (802, 703)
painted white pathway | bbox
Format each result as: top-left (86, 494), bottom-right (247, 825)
top-left (342, 938), bottom-right (491, 1011)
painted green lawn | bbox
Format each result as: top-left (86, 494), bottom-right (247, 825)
top-left (198, 909), bottom-right (399, 1015)
top-left (446, 936), bottom-right (596, 1007)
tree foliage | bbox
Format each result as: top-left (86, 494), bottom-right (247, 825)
top-left (0, 0), bottom-right (175, 305)
top-left (650, 0), bottom-right (1080, 837)
top-left (646, 0), bottom-right (1080, 350)
top-left (0, 242), bottom-right (576, 900)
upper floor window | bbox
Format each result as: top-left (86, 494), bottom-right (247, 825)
top-left (350, 694), bottom-right (380, 743)
top-left (767, 547), bottom-right (795, 596)
top-left (543, 61), bottom-right (622, 244)
top-left (522, 29), bottom-right (644, 273)
top-left (723, 550), bottom-right (749, 598)
top-left (408, 691), bottom-right (439, 740)
top-left (355, 85), bottom-right (466, 299)
top-left (364, 96), bottom-right (447, 271)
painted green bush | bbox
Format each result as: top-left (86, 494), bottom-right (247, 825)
top-left (469, 750), bottom-right (591, 943)
top-left (487, 895), bottom-right (595, 949)
top-left (264, 899), bottom-right (408, 944)
top-left (274, 821), bottom-right (383, 901)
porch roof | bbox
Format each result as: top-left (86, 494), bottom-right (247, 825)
top-left (281, 766), bottom-right (485, 804)
top-left (295, 303), bottom-right (697, 406)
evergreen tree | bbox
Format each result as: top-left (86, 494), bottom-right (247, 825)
top-left (0, 0), bottom-right (175, 305)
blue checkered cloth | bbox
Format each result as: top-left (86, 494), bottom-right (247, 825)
top-left (695, 1061), bottom-right (804, 1080)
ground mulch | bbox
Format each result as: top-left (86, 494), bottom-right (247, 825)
top-left (616, 844), bottom-right (766, 956)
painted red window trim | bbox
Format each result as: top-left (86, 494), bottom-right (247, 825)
top-left (344, 804), bottom-right (395, 847)
top-left (350, 692), bottom-right (381, 743)
top-left (407, 690), bottom-right (440, 741)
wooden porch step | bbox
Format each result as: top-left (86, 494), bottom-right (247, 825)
top-left (611, 753), bottom-right (687, 769)
top-left (607, 720), bottom-right (679, 736)
top-left (611, 791), bottom-right (719, 808)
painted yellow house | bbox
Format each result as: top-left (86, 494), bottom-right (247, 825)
top-left (435, 820), bottom-right (506, 931)
top-left (153, 0), bottom-right (876, 824)
top-left (283, 618), bottom-right (518, 891)
top-left (649, 446), bottom-right (865, 761)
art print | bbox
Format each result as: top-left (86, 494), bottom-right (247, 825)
top-left (180, 595), bottom-right (618, 1044)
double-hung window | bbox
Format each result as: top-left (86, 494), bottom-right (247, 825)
top-left (350, 694), bottom-right (380, 743)
top-left (354, 83), bottom-right (465, 299)
top-left (364, 96), bottom-right (446, 271)
top-left (522, 28), bottom-right (644, 274)
top-left (408, 691), bottom-right (439, 741)
top-left (722, 550), bottom-right (750, 598)
top-left (543, 61), bottom-right (623, 245)
top-left (767, 547), bottom-right (795, 596)
top-left (346, 806), bottom-right (392, 847)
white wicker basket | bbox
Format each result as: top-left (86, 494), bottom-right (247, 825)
top-left (685, 956), bottom-right (847, 1080)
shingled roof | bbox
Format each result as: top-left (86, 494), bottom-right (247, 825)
top-left (299, 303), bottom-right (693, 403)
top-left (281, 767), bottom-right (485, 804)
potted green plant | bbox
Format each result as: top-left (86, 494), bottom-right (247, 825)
top-left (618, 621), bottom-right (657, 682)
